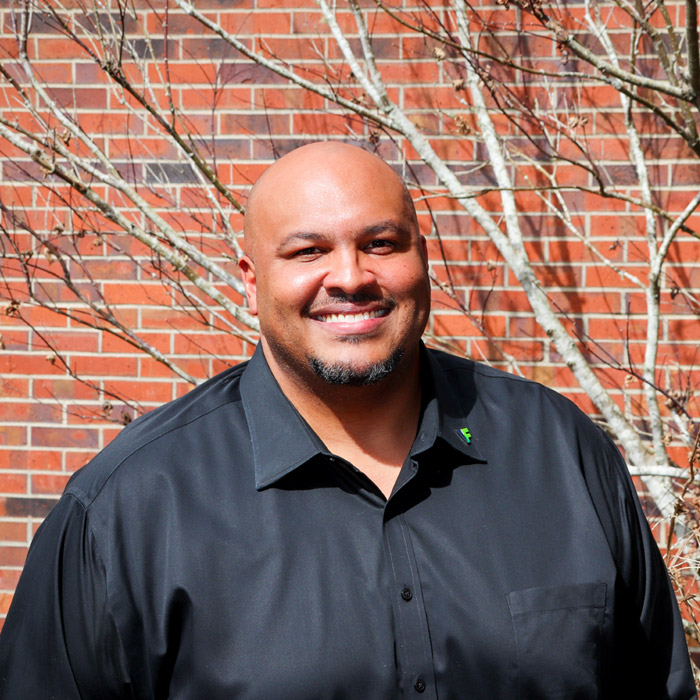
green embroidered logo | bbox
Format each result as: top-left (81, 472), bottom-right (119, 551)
top-left (460, 427), bottom-right (472, 444)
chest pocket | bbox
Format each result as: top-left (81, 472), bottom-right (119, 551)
top-left (507, 582), bottom-right (607, 700)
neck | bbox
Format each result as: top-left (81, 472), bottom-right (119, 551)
top-left (265, 345), bottom-right (423, 497)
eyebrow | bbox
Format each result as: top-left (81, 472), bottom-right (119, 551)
top-left (276, 221), bottom-right (409, 251)
top-left (276, 232), bottom-right (324, 252)
top-left (362, 221), bottom-right (408, 237)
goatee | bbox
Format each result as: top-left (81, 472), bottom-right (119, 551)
top-left (308, 347), bottom-right (404, 386)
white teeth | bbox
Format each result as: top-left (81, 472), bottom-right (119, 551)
top-left (317, 309), bottom-right (386, 323)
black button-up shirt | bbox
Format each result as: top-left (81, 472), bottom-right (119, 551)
top-left (0, 346), bottom-right (694, 699)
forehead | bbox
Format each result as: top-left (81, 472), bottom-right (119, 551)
top-left (247, 158), bottom-right (414, 251)
top-left (275, 219), bottom-right (410, 250)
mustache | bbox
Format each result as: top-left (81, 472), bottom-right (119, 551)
top-left (304, 292), bottom-right (396, 315)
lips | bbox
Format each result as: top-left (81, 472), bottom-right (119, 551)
top-left (315, 309), bottom-right (389, 323)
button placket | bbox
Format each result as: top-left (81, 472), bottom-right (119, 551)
top-left (383, 505), bottom-right (437, 699)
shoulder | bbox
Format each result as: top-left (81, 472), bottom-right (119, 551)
top-left (430, 347), bottom-right (578, 405)
top-left (428, 349), bottom-right (634, 531)
top-left (64, 360), bottom-right (249, 508)
top-left (431, 347), bottom-right (535, 387)
top-left (428, 347), bottom-right (606, 444)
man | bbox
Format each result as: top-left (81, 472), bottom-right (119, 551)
top-left (0, 142), bottom-right (694, 698)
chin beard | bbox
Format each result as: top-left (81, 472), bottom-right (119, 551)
top-left (307, 347), bottom-right (404, 386)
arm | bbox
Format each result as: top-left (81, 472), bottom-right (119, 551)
top-left (583, 430), bottom-right (696, 700)
top-left (0, 495), bottom-right (132, 699)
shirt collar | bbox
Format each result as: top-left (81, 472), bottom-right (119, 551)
top-left (410, 345), bottom-right (486, 464)
top-left (241, 343), bottom-right (486, 491)
top-left (241, 345), bottom-right (327, 490)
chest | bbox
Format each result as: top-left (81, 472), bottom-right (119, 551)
top-left (117, 462), bottom-right (617, 700)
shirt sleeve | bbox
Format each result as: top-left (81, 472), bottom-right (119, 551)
top-left (0, 494), bottom-right (133, 699)
top-left (582, 428), bottom-right (696, 700)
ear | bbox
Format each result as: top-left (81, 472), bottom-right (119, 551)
top-left (419, 235), bottom-right (429, 268)
top-left (238, 255), bottom-right (258, 316)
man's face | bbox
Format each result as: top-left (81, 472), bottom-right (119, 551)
top-left (240, 146), bottom-right (430, 390)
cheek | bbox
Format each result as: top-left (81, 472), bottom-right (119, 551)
top-left (389, 264), bottom-right (430, 298)
top-left (262, 267), bottom-right (323, 310)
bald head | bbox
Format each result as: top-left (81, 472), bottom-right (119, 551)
top-left (243, 142), bottom-right (418, 259)
top-left (238, 140), bottom-right (431, 393)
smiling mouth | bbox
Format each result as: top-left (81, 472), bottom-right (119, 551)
top-left (314, 309), bottom-right (389, 323)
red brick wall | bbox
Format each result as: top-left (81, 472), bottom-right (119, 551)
top-left (0, 0), bottom-right (699, 630)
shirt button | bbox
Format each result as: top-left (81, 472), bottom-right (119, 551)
top-left (414, 678), bottom-right (426, 693)
top-left (401, 586), bottom-right (413, 601)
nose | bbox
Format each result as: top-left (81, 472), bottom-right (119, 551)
top-left (322, 249), bottom-right (377, 296)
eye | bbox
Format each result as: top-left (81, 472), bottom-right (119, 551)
top-left (365, 239), bottom-right (396, 253)
top-left (290, 246), bottom-right (324, 260)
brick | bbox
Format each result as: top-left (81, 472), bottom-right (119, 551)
top-left (588, 317), bottom-right (649, 342)
top-left (180, 36), bottom-right (242, 59)
top-left (27, 451), bottom-right (62, 472)
top-left (148, 11), bottom-right (214, 36)
top-left (249, 11), bottom-right (293, 34)
top-left (0, 403), bottom-right (61, 423)
top-left (109, 136), bottom-right (178, 159)
top-left (47, 87), bottom-right (107, 110)
top-left (139, 355), bottom-right (214, 381)
top-left (107, 379), bottom-right (174, 403)
top-left (172, 332), bottom-right (244, 356)
top-left (532, 264), bottom-right (583, 289)
top-left (31, 473), bottom-right (70, 495)
top-left (432, 262), bottom-right (505, 288)
top-left (548, 290), bottom-right (621, 315)
top-left (178, 87), bottom-right (229, 111)
top-left (499, 340), bottom-right (545, 362)
top-left (667, 319), bottom-right (700, 341)
top-left (65, 451), bottom-right (98, 473)
top-left (379, 60), bottom-right (440, 84)
top-left (101, 282), bottom-right (172, 307)
top-left (0, 592), bottom-right (13, 619)
top-left (664, 265), bottom-right (700, 291)
top-left (218, 60), bottom-right (288, 88)
top-left (138, 305), bottom-right (204, 329)
top-left (0, 523), bottom-right (26, 543)
top-left (523, 364), bottom-right (580, 388)
top-left (509, 316), bottom-right (548, 339)
top-left (32, 427), bottom-right (99, 449)
top-left (0, 496), bottom-right (58, 518)
top-left (0, 427), bottom-right (26, 447)
top-left (558, 392), bottom-right (599, 416)
top-left (0, 546), bottom-right (27, 568)
top-left (470, 338), bottom-right (526, 363)
top-left (432, 313), bottom-right (478, 338)
top-left (33, 378), bottom-right (98, 401)
top-left (69, 356), bottom-right (138, 377)
top-left (61, 403), bottom-right (114, 426)
top-left (0, 473), bottom-right (27, 494)
top-left (454, 312), bottom-right (506, 337)
top-left (31, 330), bottom-right (100, 353)
top-left (0, 330), bottom-right (28, 351)
top-left (585, 265), bottom-right (645, 289)
top-left (101, 330), bottom-right (170, 355)
top-left (26, 37), bottom-right (86, 60)
top-left (292, 111), bottom-right (363, 135)
top-left (10, 305), bottom-right (69, 328)
top-left (212, 358), bottom-right (240, 376)
top-left (78, 306), bottom-right (139, 330)
top-left (102, 425), bottom-right (130, 445)
top-left (0, 452), bottom-right (19, 471)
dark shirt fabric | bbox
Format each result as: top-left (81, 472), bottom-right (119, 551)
top-left (0, 345), bottom-right (694, 699)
